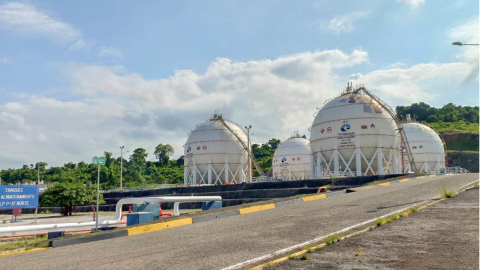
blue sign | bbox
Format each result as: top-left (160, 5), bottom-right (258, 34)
top-left (0, 185), bottom-right (39, 209)
top-left (341, 124), bottom-right (351, 132)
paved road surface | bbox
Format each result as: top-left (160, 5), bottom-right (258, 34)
top-left (1, 174), bottom-right (477, 270)
top-left (269, 186), bottom-right (479, 270)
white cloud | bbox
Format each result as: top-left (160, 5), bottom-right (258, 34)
top-left (323, 12), bottom-right (368, 34)
top-left (396, 0), bottom-right (425, 9)
top-left (355, 62), bottom-right (474, 105)
top-left (99, 47), bottom-right (124, 59)
top-left (0, 47), bottom-right (476, 169)
top-left (0, 2), bottom-right (87, 48)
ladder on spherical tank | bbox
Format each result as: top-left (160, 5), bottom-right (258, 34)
top-left (353, 85), bottom-right (417, 173)
top-left (215, 114), bottom-right (266, 177)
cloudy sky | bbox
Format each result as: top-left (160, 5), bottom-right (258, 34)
top-left (0, 0), bottom-right (478, 169)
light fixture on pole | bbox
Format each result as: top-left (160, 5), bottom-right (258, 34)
top-left (452, 42), bottom-right (479, 46)
top-left (244, 125), bottom-right (252, 182)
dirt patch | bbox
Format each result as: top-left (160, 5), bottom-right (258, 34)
top-left (268, 187), bottom-right (479, 270)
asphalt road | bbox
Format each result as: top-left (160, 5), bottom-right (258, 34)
top-left (1, 174), bottom-right (478, 270)
top-left (269, 186), bottom-right (479, 270)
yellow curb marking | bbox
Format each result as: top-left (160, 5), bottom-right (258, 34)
top-left (399, 179), bottom-right (410, 182)
top-left (250, 243), bottom-right (327, 270)
top-left (378, 182), bottom-right (391, 186)
top-left (127, 218), bottom-right (192, 236)
top-left (239, 204), bottom-right (276, 215)
top-left (416, 176), bottom-right (425, 179)
top-left (0, 247), bottom-right (52, 257)
top-left (302, 194), bottom-right (327, 202)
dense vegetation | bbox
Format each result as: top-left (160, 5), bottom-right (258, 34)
top-left (0, 103), bottom-right (477, 187)
top-left (39, 183), bottom-right (105, 215)
top-left (0, 141), bottom-right (280, 188)
top-left (396, 102), bottom-right (479, 134)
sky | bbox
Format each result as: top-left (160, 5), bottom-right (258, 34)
top-left (0, 0), bottom-right (478, 169)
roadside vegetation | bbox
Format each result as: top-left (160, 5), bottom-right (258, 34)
top-left (442, 188), bottom-right (455, 198)
top-left (0, 235), bottom-right (49, 253)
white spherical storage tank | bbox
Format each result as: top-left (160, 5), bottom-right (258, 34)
top-left (401, 122), bottom-right (446, 174)
top-left (310, 87), bottom-right (402, 177)
top-left (184, 113), bottom-right (250, 185)
top-left (272, 135), bottom-right (311, 180)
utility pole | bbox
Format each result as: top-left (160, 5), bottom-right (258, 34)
top-left (37, 163), bottom-right (40, 185)
top-left (96, 163), bottom-right (100, 231)
top-left (244, 125), bottom-right (252, 182)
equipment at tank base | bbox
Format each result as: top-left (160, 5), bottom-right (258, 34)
top-left (401, 121), bottom-right (446, 174)
top-left (272, 132), bottom-right (311, 180)
top-left (446, 166), bottom-right (470, 174)
top-left (126, 212), bottom-right (154, 226)
top-left (309, 83), bottom-right (409, 178)
top-left (183, 112), bottom-right (263, 186)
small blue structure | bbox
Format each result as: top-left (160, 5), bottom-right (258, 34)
top-left (202, 201), bottom-right (222, 211)
top-left (133, 203), bottom-right (160, 220)
top-left (126, 212), bottom-right (154, 226)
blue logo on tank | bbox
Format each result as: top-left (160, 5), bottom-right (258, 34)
top-left (281, 157), bottom-right (287, 162)
top-left (187, 146), bottom-right (191, 153)
top-left (341, 124), bottom-right (351, 132)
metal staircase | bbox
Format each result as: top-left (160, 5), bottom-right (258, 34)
top-left (214, 114), bottom-right (266, 177)
top-left (354, 86), bottom-right (417, 173)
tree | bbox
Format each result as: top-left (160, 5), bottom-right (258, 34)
top-left (154, 144), bottom-right (174, 165)
top-left (39, 182), bottom-right (105, 216)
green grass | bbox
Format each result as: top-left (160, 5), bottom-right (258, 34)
top-left (303, 245), bottom-right (313, 253)
top-left (429, 121), bottom-right (479, 135)
top-left (324, 234), bottom-right (342, 244)
top-left (409, 206), bottom-right (419, 212)
top-left (446, 138), bottom-right (479, 152)
top-left (0, 235), bottom-right (49, 253)
top-left (442, 188), bottom-right (455, 198)
top-left (321, 184), bottom-right (331, 188)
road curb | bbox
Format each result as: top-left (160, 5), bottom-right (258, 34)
top-left (51, 230), bottom-right (128, 248)
top-left (0, 247), bottom-right (52, 257)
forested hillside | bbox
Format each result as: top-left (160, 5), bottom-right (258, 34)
top-left (396, 102), bottom-right (479, 134)
top-left (0, 140), bottom-right (280, 189)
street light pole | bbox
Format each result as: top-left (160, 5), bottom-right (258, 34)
top-left (120, 146), bottom-right (124, 191)
top-left (244, 125), bottom-right (252, 182)
top-left (452, 42), bottom-right (479, 46)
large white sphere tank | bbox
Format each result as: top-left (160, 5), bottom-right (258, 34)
top-left (310, 90), bottom-right (401, 176)
top-left (272, 135), bottom-right (311, 180)
top-left (401, 122), bottom-right (445, 173)
top-left (184, 114), bottom-right (249, 185)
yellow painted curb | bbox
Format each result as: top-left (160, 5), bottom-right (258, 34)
top-left (416, 176), bottom-right (425, 179)
top-left (399, 179), bottom-right (410, 182)
top-left (239, 204), bottom-right (275, 215)
top-left (127, 218), bottom-right (192, 236)
top-left (378, 182), bottom-right (391, 186)
top-left (0, 247), bottom-right (52, 257)
top-left (250, 243), bottom-right (327, 269)
top-left (302, 194), bottom-right (327, 202)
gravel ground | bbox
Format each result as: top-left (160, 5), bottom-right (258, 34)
top-left (269, 186), bottom-right (479, 270)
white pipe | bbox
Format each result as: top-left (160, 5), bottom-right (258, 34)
top-left (113, 196), bottom-right (222, 220)
top-left (0, 196), bottom-right (222, 237)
